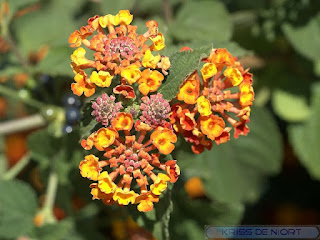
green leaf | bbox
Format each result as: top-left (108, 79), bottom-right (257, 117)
top-left (282, 14), bottom-right (320, 61)
top-left (172, 220), bottom-right (204, 240)
top-left (161, 41), bottom-right (251, 58)
top-left (49, 0), bottom-right (87, 15)
top-left (158, 45), bottom-right (212, 100)
top-left (0, 180), bottom-right (37, 238)
top-left (98, 0), bottom-right (134, 15)
top-left (36, 46), bottom-right (74, 77)
top-left (0, 65), bottom-right (24, 78)
top-left (171, 189), bottom-right (244, 240)
top-left (80, 102), bottom-right (102, 139)
top-left (272, 89), bottom-right (311, 122)
top-left (174, 193), bottom-right (244, 225)
top-left (12, 2), bottom-right (78, 55)
top-left (289, 83), bottom-right (320, 179)
top-left (27, 129), bottom-right (84, 185)
top-left (27, 129), bottom-right (59, 169)
top-left (314, 60), bottom-right (320, 77)
top-left (176, 107), bottom-right (282, 203)
top-left (73, 204), bottom-right (105, 240)
top-left (169, 0), bottom-right (232, 42)
top-left (34, 219), bottom-right (84, 240)
top-left (131, 184), bottom-right (173, 240)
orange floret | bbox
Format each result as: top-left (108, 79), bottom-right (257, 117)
top-left (151, 127), bottom-right (177, 155)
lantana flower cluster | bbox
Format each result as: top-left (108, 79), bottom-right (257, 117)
top-left (69, 10), bottom-right (179, 212)
top-left (69, 10), bottom-right (254, 212)
top-left (69, 9), bottom-right (170, 98)
top-left (170, 48), bottom-right (254, 154)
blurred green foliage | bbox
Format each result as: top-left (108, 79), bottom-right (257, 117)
top-left (0, 0), bottom-right (319, 239)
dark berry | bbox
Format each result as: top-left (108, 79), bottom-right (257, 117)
top-left (62, 94), bottom-right (81, 108)
top-left (62, 124), bottom-right (73, 134)
top-left (32, 86), bottom-right (44, 100)
top-left (65, 107), bottom-right (81, 124)
top-left (39, 74), bottom-right (54, 89)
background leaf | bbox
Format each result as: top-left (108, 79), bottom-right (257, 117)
top-left (175, 107), bottom-right (283, 203)
top-left (27, 129), bottom-right (59, 169)
top-left (131, 184), bottom-right (173, 240)
top-left (12, 1), bottom-right (79, 55)
top-left (289, 82), bottom-right (320, 179)
top-left (0, 180), bottom-right (37, 238)
top-left (34, 219), bottom-right (85, 240)
top-left (98, 0), bottom-right (134, 15)
top-left (36, 46), bottom-right (74, 77)
top-left (170, 188), bottom-right (244, 240)
top-left (27, 129), bottom-right (83, 185)
top-left (160, 41), bottom-right (251, 58)
top-left (272, 88), bottom-right (311, 122)
top-left (169, 0), bottom-right (232, 42)
top-left (282, 14), bottom-right (320, 61)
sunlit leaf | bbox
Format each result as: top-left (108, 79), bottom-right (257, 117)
top-left (158, 45), bottom-right (212, 100)
top-left (272, 88), bottom-right (311, 122)
top-left (282, 14), bottom-right (320, 61)
top-left (289, 83), bottom-right (320, 179)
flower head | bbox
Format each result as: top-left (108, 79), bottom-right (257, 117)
top-left (172, 47), bottom-right (254, 153)
top-left (80, 113), bottom-right (179, 211)
top-left (69, 10), bottom-right (170, 96)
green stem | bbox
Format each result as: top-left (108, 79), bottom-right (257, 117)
top-left (162, 0), bottom-right (173, 23)
top-left (1, 13), bottom-right (31, 71)
top-left (3, 154), bottom-right (31, 180)
top-left (0, 84), bottom-right (44, 109)
top-left (42, 171), bottom-right (59, 224)
top-left (4, 33), bottom-right (30, 70)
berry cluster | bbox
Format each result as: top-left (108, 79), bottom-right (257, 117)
top-left (62, 94), bottom-right (81, 134)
